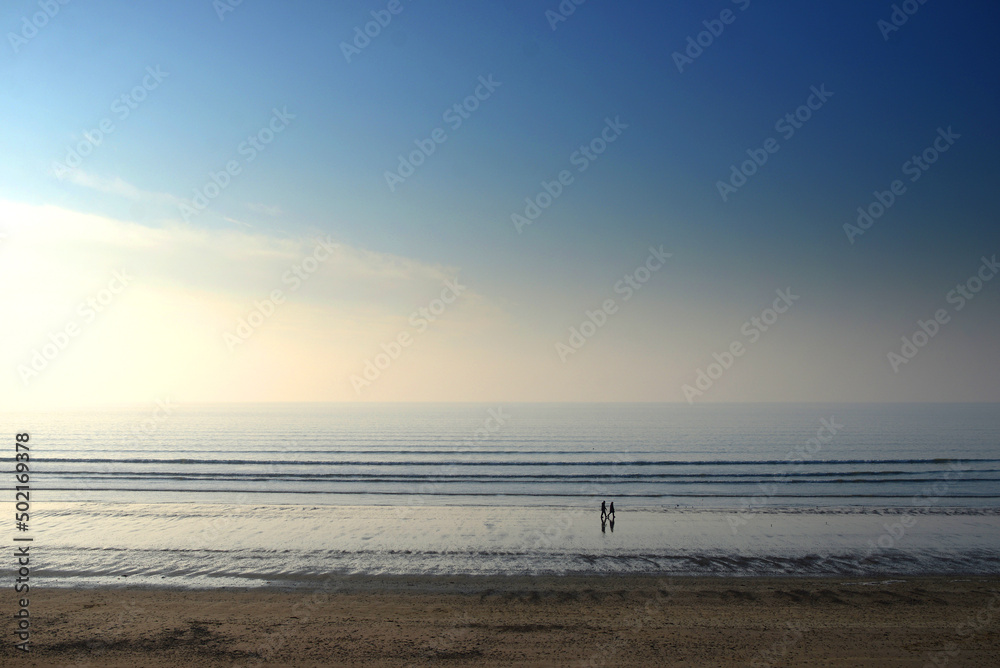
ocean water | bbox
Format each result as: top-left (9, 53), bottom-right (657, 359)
top-left (17, 402), bottom-right (1000, 506)
top-left (9, 403), bottom-right (1000, 585)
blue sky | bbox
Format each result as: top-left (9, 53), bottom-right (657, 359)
top-left (1, 0), bottom-right (998, 404)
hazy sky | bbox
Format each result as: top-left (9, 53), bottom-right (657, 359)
top-left (1, 0), bottom-right (998, 406)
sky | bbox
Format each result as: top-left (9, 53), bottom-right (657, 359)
top-left (1, 0), bottom-right (998, 406)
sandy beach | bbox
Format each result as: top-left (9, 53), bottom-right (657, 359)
top-left (5, 575), bottom-right (998, 667)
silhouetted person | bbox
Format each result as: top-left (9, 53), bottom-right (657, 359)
top-left (609, 502), bottom-right (615, 518)
top-left (601, 500), bottom-right (607, 519)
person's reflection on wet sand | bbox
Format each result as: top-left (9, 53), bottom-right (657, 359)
top-left (601, 515), bottom-right (607, 533)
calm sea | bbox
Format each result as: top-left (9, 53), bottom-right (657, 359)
top-left (16, 402), bottom-right (1000, 507)
top-left (10, 403), bottom-right (1000, 584)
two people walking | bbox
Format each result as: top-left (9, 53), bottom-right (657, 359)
top-left (600, 500), bottom-right (615, 533)
top-left (600, 500), bottom-right (615, 520)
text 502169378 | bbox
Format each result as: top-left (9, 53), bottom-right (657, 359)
top-left (13, 432), bottom-right (31, 652)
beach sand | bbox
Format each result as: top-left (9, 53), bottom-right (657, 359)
top-left (5, 576), bottom-right (999, 667)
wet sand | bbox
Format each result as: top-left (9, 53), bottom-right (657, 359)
top-left (5, 575), bottom-right (999, 667)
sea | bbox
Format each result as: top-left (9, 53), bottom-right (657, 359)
top-left (9, 402), bottom-right (1000, 587)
